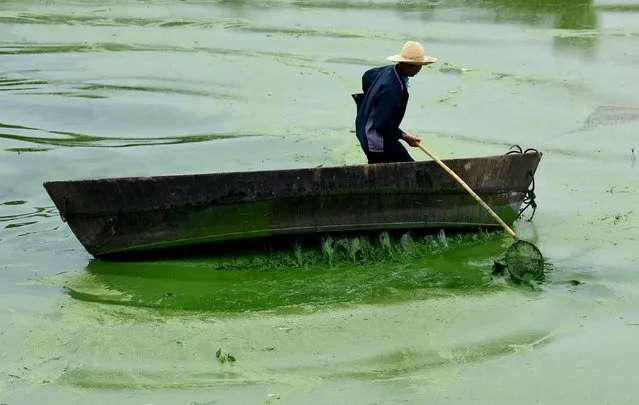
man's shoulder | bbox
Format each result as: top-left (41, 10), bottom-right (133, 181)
top-left (364, 65), bottom-right (400, 89)
top-left (364, 65), bottom-right (393, 77)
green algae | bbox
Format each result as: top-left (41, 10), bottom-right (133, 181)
top-left (61, 230), bottom-right (518, 313)
top-left (1, 0), bottom-right (638, 403)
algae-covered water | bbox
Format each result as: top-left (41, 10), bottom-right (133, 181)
top-left (1, 0), bottom-right (638, 403)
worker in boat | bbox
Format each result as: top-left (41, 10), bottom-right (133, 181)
top-left (353, 41), bottom-right (437, 164)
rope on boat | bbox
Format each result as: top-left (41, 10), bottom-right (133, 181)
top-left (506, 145), bottom-right (538, 222)
top-left (505, 144), bottom-right (540, 156)
top-left (515, 171), bottom-right (537, 221)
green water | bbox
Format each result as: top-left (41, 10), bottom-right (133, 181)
top-left (1, 0), bottom-right (638, 403)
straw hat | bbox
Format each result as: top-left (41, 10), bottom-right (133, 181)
top-left (386, 41), bottom-right (437, 65)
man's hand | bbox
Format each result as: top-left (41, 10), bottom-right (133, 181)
top-left (402, 132), bottom-right (421, 147)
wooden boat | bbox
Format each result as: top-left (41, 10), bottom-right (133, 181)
top-left (43, 148), bottom-right (542, 260)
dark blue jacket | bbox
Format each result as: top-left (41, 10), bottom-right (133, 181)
top-left (354, 65), bottom-right (409, 153)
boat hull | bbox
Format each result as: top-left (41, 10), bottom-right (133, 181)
top-left (43, 151), bottom-right (542, 260)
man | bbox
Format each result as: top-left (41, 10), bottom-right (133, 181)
top-left (353, 41), bottom-right (437, 164)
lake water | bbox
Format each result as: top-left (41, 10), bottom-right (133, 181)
top-left (1, 0), bottom-right (638, 403)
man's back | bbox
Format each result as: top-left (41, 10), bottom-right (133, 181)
top-left (355, 64), bottom-right (408, 154)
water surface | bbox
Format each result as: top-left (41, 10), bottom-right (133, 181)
top-left (1, 0), bottom-right (638, 403)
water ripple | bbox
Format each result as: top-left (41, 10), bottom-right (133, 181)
top-left (0, 12), bottom-right (219, 28)
top-left (0, 43), bottom-right (181, 55)
top-left (0, 122), bottom-right (257, 149)
top-left (0, 203), bottom-right (59, 231)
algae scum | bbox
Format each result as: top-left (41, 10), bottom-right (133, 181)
top-left (1, 0), bottom-right (638, 403)
top-left (62, 230), bottom-right (539, 313)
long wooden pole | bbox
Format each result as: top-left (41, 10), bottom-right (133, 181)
top-left (417, 143), bottom-right (518, 238)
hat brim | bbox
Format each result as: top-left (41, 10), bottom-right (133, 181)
top-left (386, 55), bottom-right (437, 65)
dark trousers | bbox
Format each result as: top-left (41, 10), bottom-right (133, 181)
top-left (365, 146), bottom-right (415, 164)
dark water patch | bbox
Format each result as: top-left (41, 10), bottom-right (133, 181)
top-left (59, 368), bottom-right (255, 390)
top-left (76, 83), bottom-right (237, 99)
top-left (596, 4), bottom-right (639, 12)
top-left (0, 41), bottom-right (386, 68)
top-left (14, 92), bottom-right (109, 99)
top-left (474, 0), bottom-right (592, 12)
top-left (0, 0), bottom-right (604, 33)
top-left (5, 221), bottom-right (38, 229)
top-left (470, 0), bottom-right (596, 29)
top-left (0, 43), bottom-right (189, 55)
top-left (62, 231), bottom-right (526, 313)
top-left (1, 42), bottom-right (280, 63)
top-left (0, 122), bottom-right (37, 132)
top-left (227, 23), bottom-right (371, 39)
top-left (287, 0), bottom-right (598, 32)
top-left (1, 72), bottom-right (236, 99)
top-left (159, 20), bottom-right (201, 27)
top-left (610, 31), bottom-right (639, 37)
top-left (0, 205), bottom-right (59, 230)
top-left (0, 12), bottom-right (216, 29)
top-left (0, 77), bottom-right (49, 91)
top-left (1, 122), bottom-right (257, 149)
top-left (1, 9), bottom-right (411, 38)
top-left (291, 0), bottom-right (440, 11)
top-left (0, 73), bottom-right (84, 97)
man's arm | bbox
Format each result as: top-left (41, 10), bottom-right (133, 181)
top-left (401, 132), bottom-right (421, 147)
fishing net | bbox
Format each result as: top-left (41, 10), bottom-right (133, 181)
top-left (499, 240), bottom-right (545, 283)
